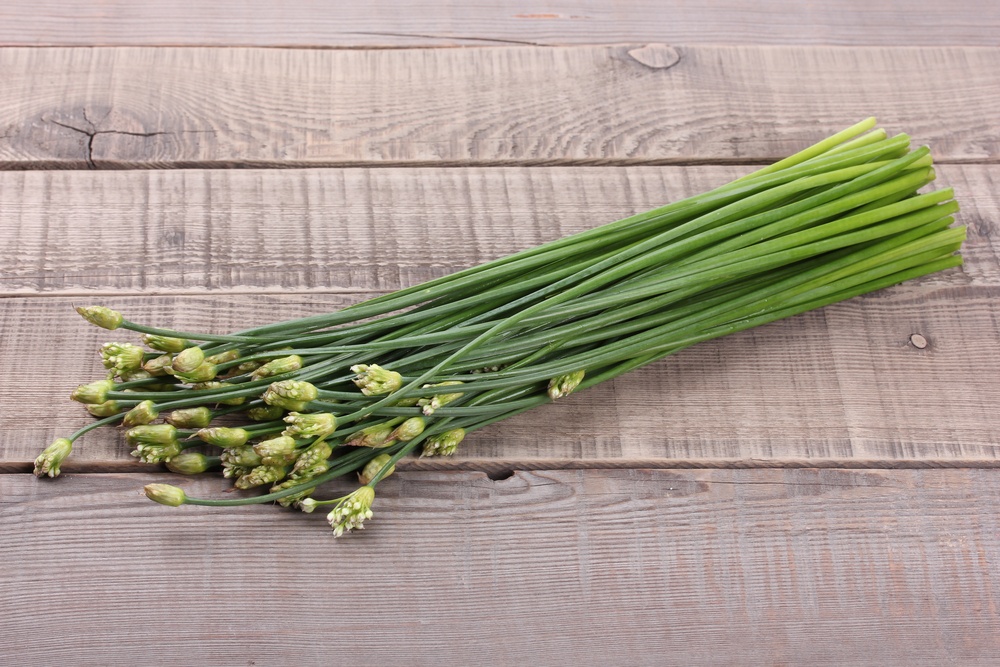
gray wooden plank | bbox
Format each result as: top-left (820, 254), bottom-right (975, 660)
top-left (1, 165), bottom-right (994, 296)
top-left (0, 46), bottom-right (996, 168)
top-left (2, 282), bottom-right (997, 468)
top-left (3, 469), bottom-right (1000, 665)
top-left (0, 1), bottom-right (997, 47)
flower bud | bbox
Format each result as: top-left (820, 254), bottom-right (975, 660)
top-left (205, 349), bottom-right (240, 365)
top-left (417, 381), bottom-right (465, 415)
top-left (101, 342), bottom-right (146, 375)
top-left (235, 464), bottom-right (288, 489)
top-left (221, 445), bottom-right (263, 468)
top-left (327, 486), bottom-right (375, 537)
top-left (71, 379), bottom-right (114, 404)
top-left (421, 428), bottom-right (466, 457)
top-left (123, 400), bottom-right (159, 427)
top-left (143, 353), bottom-right (173, 377)
top-left (391, 396), bottom-right (420, 407)
top-left (548, 370), bottom-right (586, 400)
top-left (358, 453), bottom-right (395, 485)
top-left (191, 381), bottom-right (245, 406)
top-left (165, 406), bottom-right (213, 429)
top-left (345, 420), bottom-right (398, 448)
top-left (118, 369), bottom-right (153, 383)
top-left (251, 355), bottom-right (303, 380)
top-left (247, 404), bottom-right (284, 421)
top-left (126, 424), bottom-right (178, 446)
top-left (165, 452), bottom-right (213, 475)
top-left (131, 440), bottom-right (183, 464)
top-left (298, 497), bottom-right (320, 513)
top-left (198, 426), bottom-right (250, 448)
top-left (76, 306), bottom-right (123, 330)
top-left (390, 416), bottom-right (425, 442)
top-left (351, 364), bottom-right (403, 396)
top-left (253, 435), bottom-right (298, 466)
top-left (292, 440), bottom-right (334, 475)
top-left (33, 438), bottom-right (73, 478)
top-left (262, 380), bottom-right (317, 412)
top-left (236, 360), bottom-right (263, 374)
top-left (142, 334), bottom-right (188, 353)
top-left (273, 480), bottom-right (319, 508)
top-left (144, 483), bottom-right (186, 507)
top-left (282, 412), bottom-right (337, 439)
top-left (171, 346), bottom-right (205, 373)
top-left (174, 361), bottom-right (218, 384)
top-left (86, 400), bottom-right (122, 417)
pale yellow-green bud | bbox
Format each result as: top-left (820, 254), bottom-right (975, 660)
top-left (127, 423), bottom-right (181, 463)
top-left (221, 445), bottom-right (264, 468)
top-left (282, 412), bottom-right (336, 439)
top-left (123, 400), bottom-right (159, 427)
top-left (142, 354), bottom-right (173, 377)
top-left (235, 464), bottom-right (288, 489)
top-left (292, 440), bottom-right (334, 476)
top-left (417, 381), bottom-right (465, 415)
top-left (118, 369), bottom-right (153, 383)
top-left (142, 334), bottom-right (188, 354)
top-left (390, 416), bottom-right (425, 442)
top-left (86, 400), bottom-right (122, 417)
top-left (165, 452), bottom-right (213, 475)
top-left (33, 438), bottom-right (73, 478)
top-left (253, 435), bottom-right (298, 466)
top-left (170, 346), bottom-right (205, 374)
top-left (251, 355), bottom-right (304, 380)
top-left (174, 361), bottom-right (218, 384)
top-left (392, 396), bottom-right (420, 407)
top-left (198, 426), bottom-right (250, 448)
top-left (548, 370), bottom-right (586, 400)
top-left (101, 342), bottom-right (145, 375)
top-left (327, 486), bottom-right (375, 537)
top-left (130, 440), bottom-right (183, 464)
top-left (358, 453), bottom-right (395, 485)
top-left (165, 407), bottom-right (213, 429)
top-left (421, 428), bottom-right (466, 457)
top-left (191, 381), bottom-right (245, 405)
top-left (76, 306), bottom-right (123, 330)
top-left (298, 497), bottom-right (320, 513)
top-left (273, 482), bottom-right (318, 508)
top-left (247, 404), bottom-right (284, 421)
top-left (236, 360), bottom-right (263, 374)
top-left (71, 379), bottom-right (114, 404)
top-left (351, 364), bottom-right (403, 396)
top-left (205, 349), bottom-right (240, 365)
top-left (262, 380), bottom-right (317, 412)
top-left (345, 420), bottom-right (398, 448)
top-left (126, 424), bottom-right (178, 446)
top-left (144, 483), bottom-right (186, 507)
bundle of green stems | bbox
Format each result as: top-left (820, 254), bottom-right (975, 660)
top-left (35, 118), bottom-right (964, 535)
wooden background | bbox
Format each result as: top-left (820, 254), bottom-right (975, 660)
top-left (1, 2), bottom-right (998, 665)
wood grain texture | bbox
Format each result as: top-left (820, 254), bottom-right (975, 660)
top-left (4, 469), bottom-right (1000, 666)
top-left (0, 1), bottom-right (997, 47)
top-left (0, 46), bottom-right (997, 168)
top-left (2, 165), bottom-right (994, 296)
top-left (2, 283), bottom-right (997, 468)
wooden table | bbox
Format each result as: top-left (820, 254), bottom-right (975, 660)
top-left (2, 3), bottom-right (999, 664)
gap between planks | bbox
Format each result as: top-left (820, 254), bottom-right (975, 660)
top-left (9, 458), bottom-right (1000, 476)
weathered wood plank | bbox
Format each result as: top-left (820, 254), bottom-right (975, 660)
top-left (4, 469), bottom-right (1000, 665)
top-left (2, 282), bottom-right (997, 468)
top-left (0, 1), bottom-right (997, 47)
top-left (0, 46), bottom-right (996, 168)
top-left (2, 165), bottom-right (994, 296)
